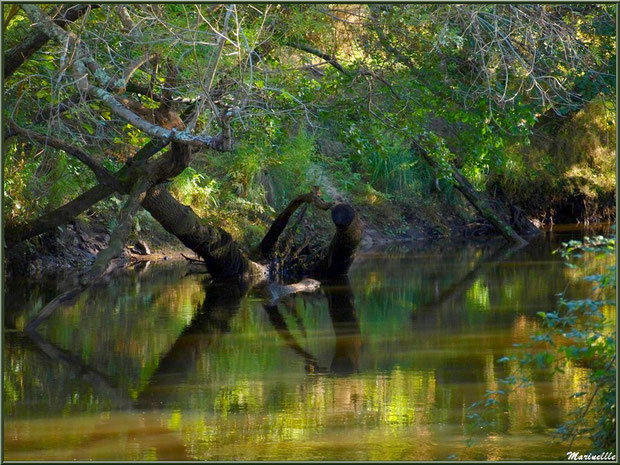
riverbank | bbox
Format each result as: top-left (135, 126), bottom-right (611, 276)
top-left (1, 208), bottom-right (460, 279)
top-left (4, 168), bottom-right (613, 279)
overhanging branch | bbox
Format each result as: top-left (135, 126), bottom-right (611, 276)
top-left (284, 40), bottom-right (352, 77)
top-left (8, 120), bottom-right (122, 190)
top-left (5, 4), bottom-right (98, 78)
top-left (20, 4), bottom-right (233, 153)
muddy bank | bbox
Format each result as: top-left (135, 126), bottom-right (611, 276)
top-left (4, 212), bottom-right (425, 279)
top-left (4, 217), bottom-right (189, 279)
top-left (2, 219), bottom-right (497, 281)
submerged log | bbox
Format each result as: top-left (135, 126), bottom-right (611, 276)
top-left (130, 240), bottom-right (151, 255)
top-left (257, 278), bottom-right (321, 305)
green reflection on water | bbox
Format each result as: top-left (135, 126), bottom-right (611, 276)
top-left (3, 229), bottom-right (612, 460)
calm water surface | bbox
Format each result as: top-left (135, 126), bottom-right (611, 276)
top-left (3, 227), bottom-right (613, 460)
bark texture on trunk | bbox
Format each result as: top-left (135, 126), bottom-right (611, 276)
top-left (141, 185), bottom-right (265, 279)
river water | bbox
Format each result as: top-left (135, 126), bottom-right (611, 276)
top-left (3, 226), bottom-right (614, 460)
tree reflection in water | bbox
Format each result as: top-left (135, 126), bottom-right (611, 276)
top-left (262, 276), bottom-right (362, 375)
top-left (137, 278), bottom-right (247, 408)
top-left (5, 233), bottom-right (607, 460)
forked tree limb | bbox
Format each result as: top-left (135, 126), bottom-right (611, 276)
top-left (5, 96), bottom-right (203, 248)
top-left (4, 139), bottom-right (167, 247)
top-left (258, 189), bottom-right (333, 258)
top-left (20, 4), bottom-right (232, 151)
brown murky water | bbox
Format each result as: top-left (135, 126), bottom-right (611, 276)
top-left (3, 226), bottom-right (613, 460)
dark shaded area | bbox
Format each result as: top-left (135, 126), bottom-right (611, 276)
top-left (324, 276), bottom-right (362, 375)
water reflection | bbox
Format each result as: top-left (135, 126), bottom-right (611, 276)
top-left (262, 276), bottom-right (362, 375)
top-left (3, 229), bottom-right (611, 460)
top-left (325, 277), bottom-right (362, 375)
top-left (137, 279), bottom-right (246, 409)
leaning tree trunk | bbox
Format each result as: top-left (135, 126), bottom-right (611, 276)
top-left (4, 139), bottom-right (168, 247)
top-left (416, 148), bottom-right (527, 246)
top-left (449, 166), bottom-right (527, 245)
top-left (26, 177), bottom-right (151, 331)
top-left (141, 185), bottom-right (265, 279)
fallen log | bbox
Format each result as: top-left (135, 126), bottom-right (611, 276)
top-left (256, 278), bottom-right (321, 305)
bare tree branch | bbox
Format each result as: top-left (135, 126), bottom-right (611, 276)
top-left (284, 40), bottom-right (351, 77)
